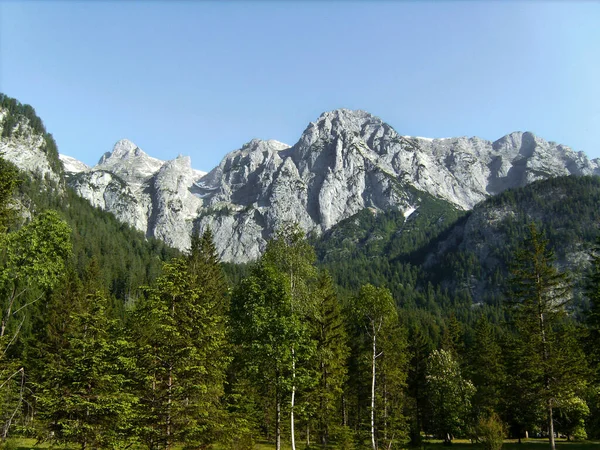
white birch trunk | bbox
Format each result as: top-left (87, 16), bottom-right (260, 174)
top-left (371, 331), bottom-right (377, 450)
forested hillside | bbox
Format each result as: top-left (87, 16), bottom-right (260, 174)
top-left (1, 94), bottom-right (600, 449)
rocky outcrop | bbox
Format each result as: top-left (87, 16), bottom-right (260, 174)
top-left (65, 139), bottom-right (204, 251)
top-left (0, 109), bottom-right (61, 184)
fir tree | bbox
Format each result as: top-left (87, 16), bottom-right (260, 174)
top-left (468, 315), bottom-right (505, 419)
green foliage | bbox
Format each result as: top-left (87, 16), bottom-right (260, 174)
top-left (16, 173), bottom-right (179, 302)
top-left (0, 158), bottom-right (19, 234)
top-left (425, 349), bottom-right (475, 443)
top-left (1, 210), bottom-right (72, 291)
top-left (348, 284), bottom-right (405, 450)
top-left (305, 272), bottom-right (350, 446)
top-left (554, 395), bottom-right (589, 441)
top-left (406, 324), bottom-right (435, 446)
top-left (584, 239), bottom-right (600, 384)
top-left (467, 315), bottom-right (506, 419)
top-left (230, 261), bottom-right (297, 444)
top-left (505, 224), bottom-right (589, 447)
top-left (475, 412), bottom-right (506, 450)
top-left (34, 290), bottom-right (137, 449)
top-left (130, 229), bottom-right (230, 449)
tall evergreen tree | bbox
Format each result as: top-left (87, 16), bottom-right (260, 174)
top-left (506, 223), bottom-right (587, 450)
top-left (467, 315), bottom-right (505, 419)
top-left (35, 289), bottom-right (136, 449)
top-left (306, 272), bottom-right (349, 447)
top-left (131, 229), bottom-right (229, 449)
top-left (406, 324), bottom-right (434, 446)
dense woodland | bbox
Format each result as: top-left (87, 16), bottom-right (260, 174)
top-left (1, 98), bottom-right (600, 450)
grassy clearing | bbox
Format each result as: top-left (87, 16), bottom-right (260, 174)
top-left (3, 437), bottom-right (599, 450)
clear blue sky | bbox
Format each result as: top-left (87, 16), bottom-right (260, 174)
top-left (1, 1), bottom-right (599, 170)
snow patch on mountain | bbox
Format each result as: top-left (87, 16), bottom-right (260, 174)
top-left (59, 154), bottom-right (89, 173)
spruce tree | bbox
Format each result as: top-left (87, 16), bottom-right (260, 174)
top-left (35, 289), bottom-right (137, 449)
top-left (131, 232), bottom-right (230, 449)
top-left (406, 324), bottom-right (433, 446)
top-left (306, 271), bottom-right (349, 447)
top-left (506, 223), bottom-right (587, 450)
top-left (468, 315), bottom-right (505, 419)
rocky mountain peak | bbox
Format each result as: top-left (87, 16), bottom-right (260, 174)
top-left (97, 139), bottom-right (146, 165)
top-left (239, 138), bottom-right (290, 154)
top-left (96, 139), bottom-right (164, 181)
top-left (303, 109), bottom-right (385, 141)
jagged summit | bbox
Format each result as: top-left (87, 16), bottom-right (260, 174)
top-left (95, 139), bottom-right (164, 180)
top-left (239, 138), bottom-right (290, 153)
top-left (98, 139), bottom-right (149, 165)
top-left (315, 108), bottom-right (381, 123)
top-left (300, 109), bottom-right (387, 143)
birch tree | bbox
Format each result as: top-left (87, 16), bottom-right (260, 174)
top-left (352, 284), bottom-right (397, 450)
top-left (263, 223), bottom-right (316, 450)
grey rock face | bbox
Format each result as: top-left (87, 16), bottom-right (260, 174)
top-left (57, 110), bottom-right (600, 263)
top-left (65, 139), bottom-right (204, 251)
top-left (0, 110), bottom-right (61, 184)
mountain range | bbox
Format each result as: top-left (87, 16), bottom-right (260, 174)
top-left (2, 99), bottom-right (599, 264)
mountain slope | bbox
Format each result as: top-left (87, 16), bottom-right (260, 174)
top-left (422, 175), bottom-right (600, 306)
top-left (64, 139), bottom-right (206, 250)
top-left (0, 94), bottom-right (179, 301)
